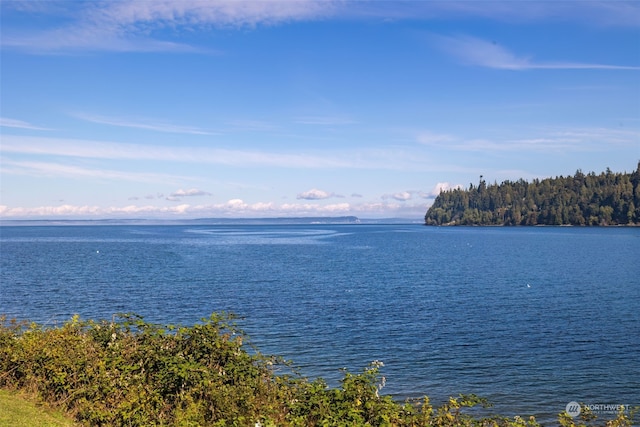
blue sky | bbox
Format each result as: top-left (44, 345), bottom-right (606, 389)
top-left (1, 1), bottom-right (639, 219)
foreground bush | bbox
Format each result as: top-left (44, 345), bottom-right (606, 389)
top-left (0, 314), bottom-right (634, 426)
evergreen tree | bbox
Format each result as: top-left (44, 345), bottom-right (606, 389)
top-left (425, 163), bottom-right (640, 226)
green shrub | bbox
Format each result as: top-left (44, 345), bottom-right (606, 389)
top-left (0, 314), bottom-right (635, 427)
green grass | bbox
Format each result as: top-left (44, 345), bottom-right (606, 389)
top-left (0, 389), bottom-right (76, 427)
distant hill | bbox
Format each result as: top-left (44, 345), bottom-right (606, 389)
top-left (425, 163), bottom-right (640, 226)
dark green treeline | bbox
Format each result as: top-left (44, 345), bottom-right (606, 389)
top-left (425, 162), bottom-right (640, 226)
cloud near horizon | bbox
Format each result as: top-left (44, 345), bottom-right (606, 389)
top-left (296, 189), bottom-right (335, 200)
top-left (430, 182), bottom-right (463, 196)
top-left (165, 188), bottom-right (212, 202)
top-left (381, 185), bottom-right (463, 202)
top-left (0, 199), bottom-right (430, 220)
top-left (388, 191), bottom-right (412, 202)
top-left (170, 189), bottom-right (212, 198)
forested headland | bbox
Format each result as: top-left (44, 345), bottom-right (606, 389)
top-left (425, 163), bottom-right (640, 226)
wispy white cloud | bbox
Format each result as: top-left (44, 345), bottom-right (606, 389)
top-left (349, 1), bottom-right (640, 27)
top-left (504, 127), bottom-right (640, 151)
top-left (0, 135), bottom-right (350, 168)
top-left (0, 117), bottom-right (53, 131)
top-left (433, 34), bottom-right (640, 70)
top-left (72, 113), bottom-right (216, 135)
top-left (3, 1), bottom-right (639, 54)
top-left (415, 126), bottom-right (640, 152)
top-left (0, 135), bottom-right (436, 170)
top-left (130, 193), bottom-right (165, 201)
top-left (227, 119), bottom-right (279, 132)
top-left (1, 21), bottom-right (206, 54)
top-left (541, 127), bottom-right (640, 145)
top-left (417, 131), bottom-right (456, 145)
top-left (591, 1), bottom-right (640, 27)
top-left (1, 158), bottom-right (188, 183)
top-left (90, 0), bottom-right (336, 29)
top-left (295, 116), bottom-right (357, 126)
top-left (1, 0), bottom-right (340, 53)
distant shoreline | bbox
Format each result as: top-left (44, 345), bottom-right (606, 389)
top-left (0, 216), bottom-right (425, 226)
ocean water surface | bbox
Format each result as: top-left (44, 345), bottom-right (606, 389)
top-left (1, 224), bottom-right (639, 422)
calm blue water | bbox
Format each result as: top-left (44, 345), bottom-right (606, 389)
top-left (1, 224), bottom-right (639, 423)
